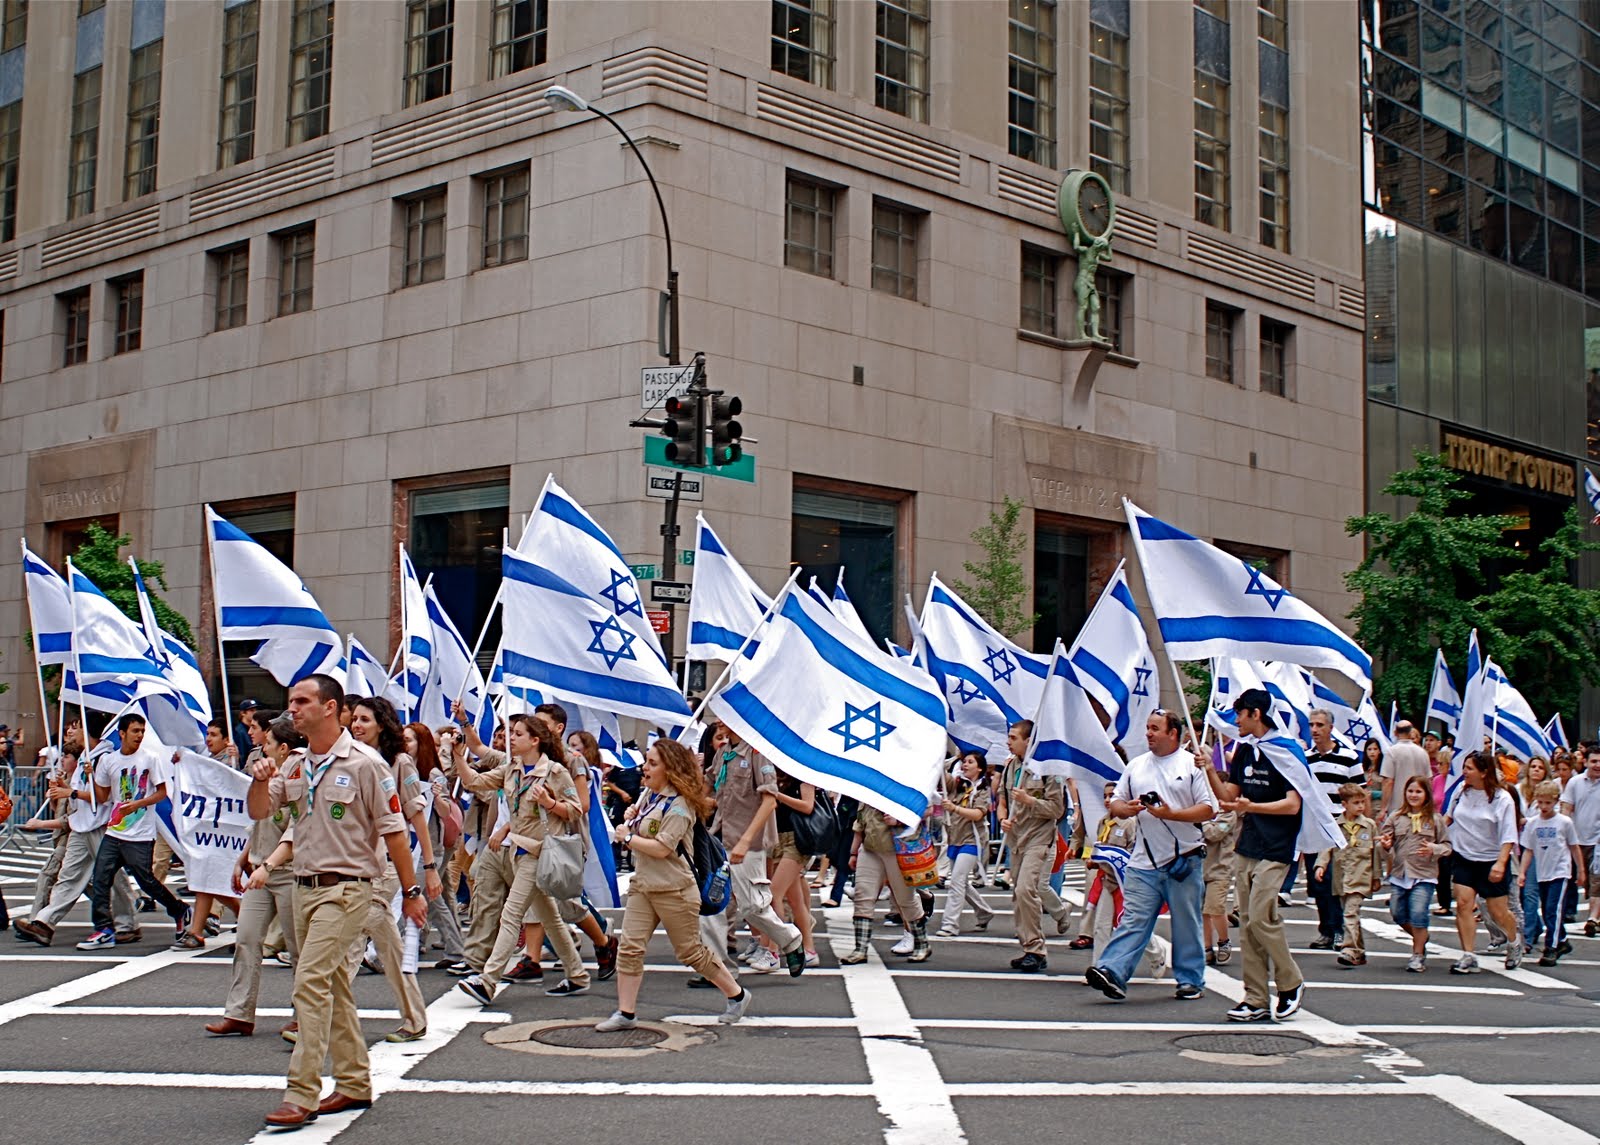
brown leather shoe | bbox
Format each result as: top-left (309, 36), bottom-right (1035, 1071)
top-left (205, 1017), bottom-right (254, 1037)
top-left (316, 1092), bottom-right (373, 1115)
top-left (16, 919), bottom-right (53, 947)
top-left (279, 1021), bottom-right (298, 1045)
top-left (262, 1102), bottom-right (317, 1128)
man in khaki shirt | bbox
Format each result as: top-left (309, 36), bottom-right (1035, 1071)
top-left (998, 721), bottom-right (1068, 971)
top-left (248, 675), bottom-right (426, 1131)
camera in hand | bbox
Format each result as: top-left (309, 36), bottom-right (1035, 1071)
top-left (1138, 791), bottom-right (1165, 808)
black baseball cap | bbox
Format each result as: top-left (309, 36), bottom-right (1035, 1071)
top-left (239, 699), bottom-right (259, 711)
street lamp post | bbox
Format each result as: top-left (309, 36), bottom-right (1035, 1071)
top-left (544, 84), bottom-right (688, 674)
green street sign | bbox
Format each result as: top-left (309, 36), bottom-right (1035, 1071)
top-left (680, 550), bottom-right (695, 566)
top-left (629, 563), bottom-right (658, 581)
top-left (642, 435), bottom-right (756, 483)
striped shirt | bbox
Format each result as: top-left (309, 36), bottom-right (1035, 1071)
top-left (1307, 746), bottom-right (1364, 801)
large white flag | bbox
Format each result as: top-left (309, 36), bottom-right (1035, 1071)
top-left (22, 542), bottom-right (73, 666)
top-left (1027, 644), bottom-right (1124, 837)
top-left (498, 547), bottom-right (691, 730)
top-left (1124, 501), bottom-right (1372, 692)
top-left (1307, 674), bottom-right (1391, 753)
top-left (1066, 561), bottom-right (1158, 746)
top-left (829, 572), bottom-right (875, 645)
top-left (710, 585), bottom-right (947, 824)
top-left (686, 514), bottom-right (772, 662)
top-left (347, 634), bottom-right (405, 707)
top-left (1426, 650), bottom-right (1463, 736)
top-left (130, 560), bottom-right (211, 746)
top-left (919, 573), bottom-right (1049, 758)
top-left (420, 582), bottom-right (491, 734)
top-left (398, 546), bottom-right (433, 720)
top-left (1484, 662), bottom-right (1554, 763)
top-left (156, 750), bottom-right (253, 896)
top-left (207, 505), bottom-right (339, 646)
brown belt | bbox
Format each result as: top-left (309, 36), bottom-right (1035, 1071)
top-left (295, 873), bottom-right (369, 888)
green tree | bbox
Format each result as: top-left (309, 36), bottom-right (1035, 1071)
top-left (68, 521), bottom-right (195, 647)
top-left (1471, 504), bottom-right (1600, 721)
top-left (1344, 448), bottom-right (1522, 715)
top-left (951, 496), bottom-right (1039, 641)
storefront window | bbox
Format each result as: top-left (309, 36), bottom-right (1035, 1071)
top-left (408, 480), bottom-right (509, 665)
top-left (791, 485), bottom-right (902, 647)
top-left (1032, 527), bottom-right (1087, 653)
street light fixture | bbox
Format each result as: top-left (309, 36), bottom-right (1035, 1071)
top-left (543, 84), bottom-right (678, 365)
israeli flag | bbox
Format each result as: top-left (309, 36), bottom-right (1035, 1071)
top-left (130, 560), bottom-right (210, 746)
top-left (1308, 674), bottom-right (1391, 753)
top-left (1426, 650), bottom-right (1462, 736)
top-left (207, 505), bottom-right (339, 645)
top-left (1258, 661), bottom-right (1313, 745)
top-left (1124, 501), bottom-right (1372, 692)
top-left (1449, 631), bottom-right (1491, 799)
top-left (710, 585), bottom-right (947, 825)
top-left (421, 583), bottom-right (493, 742)
top-left (517, 476), bottom-right (668, 675)
top-left (1484, 662), bottom-right (1554, 763)
top-left (1545, 713), bottom-right (1569, 751)
top-left (498, 546), bottom-right (691, 731)
top-left (22, 542), bottom-right (73, 666)
top-left (249, 636), bottom-right (347, 689)
top-left (1066, 561), bottom-right (1158, 747)
top-left (829, 571), bottom-right (875, 645)
top-left (1586, 468), bottom-right (1600, 520)
top-left (1205, 658), bottom-right (1264, 740)
top-left (686, 514), bottom-right (772, 662)
top-left (1027, 644), bottom-right (1124, 837)
top-left (347, 634), bottom-right (405, 707)
top-left (69, 561), bottom-right (172, 691)
top-left (1246, 731), bottom-right (1346, 855)
top-left (919, 573), bottom-right (1049, 758)
top-left (398, 546), bottom-right (432, 720)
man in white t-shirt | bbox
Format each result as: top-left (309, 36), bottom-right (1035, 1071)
top-left (76, 714), bottom-right (190, 950)
top-left (1380, 722), bottom-right (1433, 817)
top-left (1560, 748), bottom-right (1600, 935)
top-left (1085, 710), bottom-right (1219, 1003)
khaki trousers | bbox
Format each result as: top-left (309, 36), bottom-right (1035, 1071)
top-left (287, 880), bottom-right (370, 1108)
top-left (344, 869), bottom-right (427, 1035)
top-left (35, 828), bottom-right (135, 930)
top-left (462, 844), bottom-right (511, 972)
top-left (225, 867), bottom-right (300, 1024)
top-left (481, 851), bottom-right (589, 991)
top-left (1341, 891), bottom-right (1367, 953)
top-left (1235, 855), bottom-right (1304, 1007)
top-left (700, 849), bottom-right (802, 970)
top-left (29, 836), bottom-right (67, 918)
top-left (851, 849), bottom-right (923, 923)
top-left (1008, 831), bottom-right (1059, 956)
top-left (617, 881), bottom-right (721, 978)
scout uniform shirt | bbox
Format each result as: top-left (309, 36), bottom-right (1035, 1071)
top-left (710, 743), bottom-right (781, 852)
top-left (263, 729), bottom-right (403, 879)
top-left (249, 750), bottom-right (305, 868)
top-left (1002, 755), bottom-right (1065, 850)
top-left (457, 751), bottom-right (580, 855)
top-left (1316, 814), bottom-right (1380, 894)
top-left (944, 780), bottom-right (992, 849)
top-left (626, 787), bottom-right (697, 893)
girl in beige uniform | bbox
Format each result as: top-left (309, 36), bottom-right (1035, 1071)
top-left (595, 739), bottom-right (752, 1030)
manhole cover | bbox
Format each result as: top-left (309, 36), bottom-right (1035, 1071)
top-left (531, 1024), bottom-right (670, 1050)
top-left (1173, 1032), bottom-right (1315, 1056)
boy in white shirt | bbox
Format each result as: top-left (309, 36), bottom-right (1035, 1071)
top-left (1519, 779), bottom-right (1584, 966)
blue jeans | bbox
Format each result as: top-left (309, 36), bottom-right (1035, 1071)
top-left (1388, 882), bottom-right (1434, 930)
top-left (1095, 862), bottom-right (1206, 990)
top-left (1521, 852), bottom-right (1542, 946)
top-left (1539, 878), bottom-right (1569, 950)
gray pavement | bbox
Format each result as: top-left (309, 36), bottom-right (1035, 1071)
top-left (3, 840), bottom-right (1600, 1144)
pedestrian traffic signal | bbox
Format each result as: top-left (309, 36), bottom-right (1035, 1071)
top-left (663, 393), bottom-right (705, 466)
top-left (709, 394), bottom-right (743, 466)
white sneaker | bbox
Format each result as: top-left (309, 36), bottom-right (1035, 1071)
top-left (803, 949), bottom-right (820, 968)
top-left (595, 1011), bottom-right (637, 1032)
top-left (1449, 954), bottom-right (1481, 974)
top-left (935, 926), bottom-right (960, 938)
top-left (719, 988), bottom-right (753, 1025)
top-left (734, 937), bottom-right (762, 965)
top-left (890, 930), bottom-right (914, 956)
top-left (747, 947), bottom-right (780, 973)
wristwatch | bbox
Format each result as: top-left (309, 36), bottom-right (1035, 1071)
top-left (402, 884), bottom-right (424, 900)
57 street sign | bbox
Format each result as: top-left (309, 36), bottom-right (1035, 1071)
top-left (641, 364), bottom-right (695, 411)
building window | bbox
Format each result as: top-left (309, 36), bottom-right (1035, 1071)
top-left (1193, 0), bottom-right (1230, 231)
top-left (218, 0), bottom-right (259, 168)
top-left (1204, 300), bottom-right (1237, 382)
top-left (1008, 0), bottom-right (1055, 167)
top-left (0, 101), bottom-right (19, 242)
top-left (870, 199), bottom-right (919, 300)
top-left (1034, 526), bottom-right (1089, 652)
top-left (1096, 269), bottom-right (1126, 354)
top-left (1088, 0), bottom-right (1130, 194)
top-left (404, 0), bottom-right (453, 107)
top-left (2, 0), bottom-right (27, 53)
top-left (1257, 0), bottom-right (1289, 251)
top-left (78, 0), bottom-right (104, 13)
top-left (123, 40), bottom-right (162, 201)
top-left (875, 0), bottom-right (929, 122)
top-left (1216, 539), bottom-right (1288, 586)
top-left (67, 68), bottom-right (100, 220)
top-left (772, 0), bottom-right (833, 89)
top-left (480, 166), bottom-right (529, 268)
top-left (489, 0), bottom-right (547, 80)
top-left (61, 287), bottom-right (89, 367)
top-left (402, 188), bottom-right (447, 286)
top-left (213, 243), bottom-right (249, 331)
top-left (408, 478), bottom-right (509, 664)
top-left (1020, 246), bottom-right (1058, 338)
top-left (286, 0), bottom-right (333, 146)
top-left (276, 225), bottom-right (315, 316)
top-left (784, 174), bottom-right (836, 279)
top-left (113, 272), bottom-right (143, 354)
top-left (792, 483), bottom-right (906, 647)
top-left (1259, 316), bottom-right (1291, 396)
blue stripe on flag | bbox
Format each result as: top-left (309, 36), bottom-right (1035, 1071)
top-left (75, 653), bottom-right (166, 679)
top-left (219, 606), bottom-right (336, 633)
top-left (780, 595), bottom-right (946, 726)
top-left (290, 642), bottom-right (335, 684)
top-left (38, 632), bottom-right (71, 654)
top-left (499, 650), bottom-right (690, 719)
top-left (1068, 648), bottom-right (1131, 742)
top-left (699, 526), bottom-right (729, 558)
top-left (1109, 578), bottom-right (1139, 615)
top-left (210, 517), bottom-right (255, 544)
top-left (1158, 616), bottom-right (1370, 674)
top-left (689, 620), bottom-right (757, 655)
top-left (541, 490), bottom-right (628, 564)
top-left (1032, 738), bottom-right (1121, 782)
top-left (501, 551), bottom-right (593, 601)
top-left (1134, 515), bottom-right (1198, 543)
top-left (719, 681), bottom-right (929, 816)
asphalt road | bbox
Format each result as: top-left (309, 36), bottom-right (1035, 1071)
top-left (3, 841), bottom-right (1599, 1145)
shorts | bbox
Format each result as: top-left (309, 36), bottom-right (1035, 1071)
top-left (1583, 845), bottom-right (1600, 896)
top-left (1452, 856), bottom-right (1511, 899)
top-left (1202, 863), bottom-right (1232, 916)
top-left (1388, 882), bottom-right (1435, 928)
top-left (774, 831), bottom-right (804, 866)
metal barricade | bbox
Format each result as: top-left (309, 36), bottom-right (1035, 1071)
top-left (0, 764), bottom-right (51, 855)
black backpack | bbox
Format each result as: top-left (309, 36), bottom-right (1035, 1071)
top-left (677, 817), bottom-right (732, 916)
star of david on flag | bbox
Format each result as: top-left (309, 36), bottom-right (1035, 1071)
top-left (1066, 560), bottom-right (1159, 746)
top-left (600, 569), bottom-right (644, 618)
top-left (1345, 717), bottom-right (1372, 743)
top-left (984, 646), bottom-right (1017, 685)
top-left (1243, 563), bottom-right (1286, 611)
top-left (587, 616), bottom-right (639, 670)
top-left (1132, 664), bottom-right (1153, 698)
top-left (831, 702), bottom-right (897, 752)
top-left (952, 679), bottom-right (984, 705)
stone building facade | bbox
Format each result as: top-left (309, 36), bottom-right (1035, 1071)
top-left (0, 0), bottom-right (1364, 722)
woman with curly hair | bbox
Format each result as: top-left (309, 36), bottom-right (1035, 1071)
top-left (596, 738), bottom-right (751, 1030)
top-left (347, 697), bottom-right (438, 1042)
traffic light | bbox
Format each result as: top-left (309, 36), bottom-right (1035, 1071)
top-left (662, 393), bottom-right (705, 466)
top-left (709, 394), bottom-right (743, 466)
